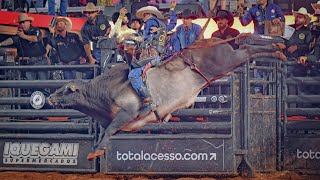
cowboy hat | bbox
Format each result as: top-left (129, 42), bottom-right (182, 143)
top-left (131, 15), bottom-right (143, 25)
top-left (178, 9), bottom-right (198, 19)
top-left (213, 10), bottom-right (234, 27)
top-left (55, 17), bottom-right (72, 31)
top-left (292, 7), bottom-right (311, 25)
top-left (136, 6), bottom-right (165, 20)
top-left (311, 1), bottom-right (320, 11)
top-left (83, 2), bottom-right (100, 13)
top-left (112, 12), bottom-right (131, 24)
top-left (18, 13), bottom-right (34, 23)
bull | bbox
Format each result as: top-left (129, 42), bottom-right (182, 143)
top-left (48, 37), bottom-right (286, 160)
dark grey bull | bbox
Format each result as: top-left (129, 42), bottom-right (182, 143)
top-left (48, 37), bottom-right (286, 160)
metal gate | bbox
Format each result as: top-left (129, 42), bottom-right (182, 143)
top-left (0, 65), bottom-right (99, 173)
top-left (100, 66), bottom-right (254, 176)
top-left (281, 61), bottom-right (320, 174)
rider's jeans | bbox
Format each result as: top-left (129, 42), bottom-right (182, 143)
top-left (128, 57), bottom-right (161, 93)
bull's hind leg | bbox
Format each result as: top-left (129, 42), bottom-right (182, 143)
top-left (250, 51), bottom-right (287, 60)
top-left (241, 44), bottom-right (287, 60)
top-left (87, 110), bottom-right (135, 161)
top-left (240, 44), bottom-right (281, 54)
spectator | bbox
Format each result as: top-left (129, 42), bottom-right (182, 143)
top-left (48, 0), bottom-right (67, 16)
top-left (110, 7), bottom-right (138, 43)
top-left (238, 0), bottom-right (285, 35)
top-left (0, 13), bottom-right (48, 81)
top-left (81, 2), bottom-right (111, 65)
top-left (46, 17), bottom-right (93, 79)
top-left (27, 0), bottom-right (43, 8)
top-left (238, 0), bottom-right (285, 94)
top-left (162, 0), bottom-right (178, 32)
top-left (285, 7), bottom-right (312, 60)
top-left (211, 10), bottom-right (240, 50)
top-left (170, 9), bottom-right (202, 52)
top-left (130, 16), bottom-right (143, 34)
top-left (309, 1), bottom-right (320, 49)
top-left (285, 7), bottom-right (313, 100)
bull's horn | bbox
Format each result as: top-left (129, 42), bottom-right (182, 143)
top-left (70, 85), bottom-right (78, 92)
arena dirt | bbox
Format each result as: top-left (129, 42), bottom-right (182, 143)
top-left (0, 171), bottom-right (319, 180)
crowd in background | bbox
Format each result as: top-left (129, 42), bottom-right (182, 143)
top-left (0, 0), bottom-right (319, 100)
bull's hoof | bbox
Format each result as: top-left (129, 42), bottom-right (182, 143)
top-left (95, 149), bottom-right (105, 157)
top-left (272, 43), bottom-right (286, 50)
top-left (87, 152), bottom-right (97, 161)
top-left (86, 150), bottom-right (105, 161)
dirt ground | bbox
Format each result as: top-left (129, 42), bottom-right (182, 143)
top-left (0, 171), bottom-right (319, 180)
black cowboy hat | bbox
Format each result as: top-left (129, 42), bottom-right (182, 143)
top-left (112, 12), bottom-right (132, 24)
top-left (178, 9), bottom-right (198, 19)
top-left (130, 15), bottom-right (143, 25)
top-left (213, 10), bottom-right (234, 27)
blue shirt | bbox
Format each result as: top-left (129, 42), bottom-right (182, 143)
top-left (170, 23), bottom-right (202, 52)
top-left (239, 3), bottom-right (285, 35)
top-left (143, 10), bottom-right (177, 41)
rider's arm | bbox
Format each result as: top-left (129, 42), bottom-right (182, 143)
top-left (144, 19), bottom-right (159, 41)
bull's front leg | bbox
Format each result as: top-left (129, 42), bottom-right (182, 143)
top-left (87, 110), bottom-right (134, 161)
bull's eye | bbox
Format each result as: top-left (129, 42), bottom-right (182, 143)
top-left (63, 86), bottom-right (72, 95)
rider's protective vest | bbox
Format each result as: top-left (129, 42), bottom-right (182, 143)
top-left (133, 17), bottom-right (167, 68)
top-left (152, 18), bottom-right (167, 54)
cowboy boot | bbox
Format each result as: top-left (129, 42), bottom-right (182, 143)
top-left (138, 85), bottom-right (156, 117)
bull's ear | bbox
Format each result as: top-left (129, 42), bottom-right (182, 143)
top-left (70, 85), bottom-right (79, 92)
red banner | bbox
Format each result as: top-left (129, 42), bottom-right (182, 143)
top-left (0, 11), bottom-right (87, 32)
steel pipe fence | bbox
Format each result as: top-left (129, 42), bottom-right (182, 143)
top-left (281, 61), bottom-right (320, 174)
top-left (0, 65), bottom-right (99, 173)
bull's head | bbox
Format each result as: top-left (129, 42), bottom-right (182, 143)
top-left (48, 80), bottom-right (86, 109)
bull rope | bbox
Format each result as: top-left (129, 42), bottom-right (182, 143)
top-left (187, 33), bottom-right (251, 50)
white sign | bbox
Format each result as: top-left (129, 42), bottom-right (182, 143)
top-left (282, 26), bottom-right (295, 40)
top-left (3, 142), bottom-right (79, 165)
top-left (30, 91), bottom-right (45, 109)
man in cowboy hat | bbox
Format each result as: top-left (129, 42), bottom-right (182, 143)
top-left (46, 17), bottom-right (92, 79)
top-left (238, 0), bottom-right (285, 35)
top-left (110, 7), bottom-right (139, 43)
top-left (169, 9), bottom-right (202, 52)
top-left (285, 7), bottom-right (312, 59)
top-left (130, 16), bottom-right (143, 34)
top-left (309, 1), bottom-right (320, 49)
top-left (81, 2), bottom-right (111, 65)
top-left (211, 10), bottom-right (240, 50)
top-left (0, 13), bottom-right (48, 81)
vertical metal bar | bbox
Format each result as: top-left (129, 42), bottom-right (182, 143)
top-left (243, 63), bottom-right (250, 150)
top-left (93, 67), bottom-right (97, 77)
top-left (17, 69), bottom-right (21, 110)
top-left (231, 73), bottom-right (236, 172)
top-left (282, 62), bottom-right (288, 170)
top-left (275, 62), bottom-right (282, 171)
